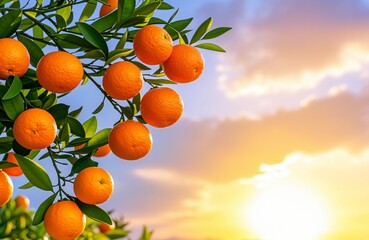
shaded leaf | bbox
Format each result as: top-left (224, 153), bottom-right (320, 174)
top-left (118, 0), bottom-right (135, 24)
top-left (79, 2), bottom-right (97, 22)
top-left (0, 10), bottom-right (22, 38)
top-left (75, 199), bottom-right (113, 225)
top-left (17, 33), bottom-right (45, 67)
top-left (76, 22), bottom-right (109, 57)
top-left (67, 117), bottom-right (85, 137)
top-left (69, 154), bottom-right (97, 175)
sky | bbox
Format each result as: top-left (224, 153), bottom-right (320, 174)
top-left (10, 0), bottom-right (369, 239)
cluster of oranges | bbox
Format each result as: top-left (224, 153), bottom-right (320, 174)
top-left (0, 0), bottom-right (206, 239)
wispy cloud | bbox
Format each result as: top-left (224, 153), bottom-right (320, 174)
top-left (206, 0), bottom-right (369, 97)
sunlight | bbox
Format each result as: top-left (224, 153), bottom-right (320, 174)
top-left (246, 184), bottom-right (331, 240)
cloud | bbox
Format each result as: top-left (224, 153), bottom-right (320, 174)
top-left (123, 149), bottom-right (369, 239)
top-left (139, 89), bottom-right (369, 183)
top-left (203, 0), bottom-right (369, 97)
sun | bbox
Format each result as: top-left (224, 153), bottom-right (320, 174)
top-left (246, 184), bottom-right (331, 240)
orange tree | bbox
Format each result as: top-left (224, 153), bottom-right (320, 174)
top-left (0, 0), bottom-right (230, 239)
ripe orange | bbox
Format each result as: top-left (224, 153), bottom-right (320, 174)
top-left (44, 201), bottom-right (86, 240)
top-left (0, 170), bottom-right (13, 207)
top-left (98, 222), bottom-right (115, 234)
top-left (140, 87), bottom-right (183, 128)
top-left (13, 108), bottom-right (57, 150)
top-left (103, 61), bottom-right (143, 100)
top-left (74, 143), bottom-right (111, 157)
top-left (133, 25), bottom-right (173, 65)
top-left (36, 51), bottom-right (84, 93)
top-left (74, 167), bottom-right (114, 205)
top-left (94, 144), bottom-right (111, 157)
top-left (99, 0), bottom-right (118, 17)
top-left (2, 152), bottom-right (23, 176)
top-left (163, 44), bottom-right (205, 83)
top-left (109, 120), bottom-right (152, 160)
top-left (15, 195), bottom-right (30, 209)
top-left (0, 38), bottom-right (30, 80)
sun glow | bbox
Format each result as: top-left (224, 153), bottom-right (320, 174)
top-left (247, 184), bottom-right (331, 240)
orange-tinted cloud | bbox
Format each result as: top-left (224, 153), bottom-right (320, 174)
top-left (207, 0), bottom-right (369, 96)
top-left (141, 89), bottom-right (369, 182)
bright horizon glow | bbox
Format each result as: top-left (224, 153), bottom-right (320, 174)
top-left (246, 184), bottom-right (331, 240)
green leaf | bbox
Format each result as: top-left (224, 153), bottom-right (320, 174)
top-left (131, 61), bottom-right (151, 70)
top-left (32, 193), bottom-right (57, 225)
top-left (2, 94), bottom-right (24, 120)
top-left (56, 5), bottom-right (72, 24)
top-left (69, 106), bottom-right (83, 119)
top-left (133, 93), bottom-right (141, 113)
top-left (42, 93), bottom-right (57, 110)
top-left (79, 2), bottom-right (97, 22)
top-left (202, 27), bottom-right (232, 40)
top-left (70, 154), bottom-right (97, 175)
top-left (106, 49), bottom-right (133, 64)
top-left (56, 34), bottom-right (96, 50)
top-left (15, 154), bottom-right (53, 191)
top-left (19, 181), bottom-right (34, 189)
top-left (0, 10), bottom-right (22, 38)
top-left (92, 98), bottom-right (105, 114)
top-left (106, 229), bottom-right (130, 239)
top-left (0, 161), bottom-right (18, 169)
top-left (92, 11), bottom-right (117, 32)
top-left (115, 30), bottom-right (128, 49)
top-left (195, 43), bottom-right (226, 52)
top-left (164, 18), bottom-right (193, 37)
top-left (145, 78), bottom-right (176, 85)
top-left (82, 116), bottom-right (98, 138)
top-left (48, 103), bottom-right (69, 122)
top-left (190, 17), bottom-right (213, 44)
top-left (76, 22), bottom-right (109, 57)
top-left (67, 117), bottom-right (85, 137)
top-left (0, 137), bottom-right (13, 154)
top-left (158, 2), bottom-right (174, 10)
top-left (134, 1), bottom-right (161, 15)
top-left (118, 0), bottom-right (135, 24)
top-left (17, 33), bottom-right (44, 67)
top-left (75, 199), bottom-right (113, 225)
top-left (138, 226), bottom-right (153, 240)
top-left (84, 128), bottom-right (110, 149)
top-left (59, 122), bottom-right (70, 148)
top-left (3, 76), bottom-right (22, 100)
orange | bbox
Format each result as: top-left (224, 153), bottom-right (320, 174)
top-left (0, 38), bottom-right (30, 80)
top-left (98, 222), bottom-right (115, 234)
top-left (36, 51), bottom-right (84, 93)
top-left (99, 0), bottom-right (118, 17)
top-left (2, 152), bottom-right (23, 176)
top-left (140, 87), bottom-right (183, 128)
top-left (133, 25), bottom-right (173, 65)
top-left (103, 61), bottom-right (143, 100)
top-left (44, 201), bottom-right (86, 240)
top-left (163, 44), bottom-right (205, 83)
top-left (94, 144), bottom-right (111, 157)
top-left (13, 108), bottom-right (57, 150)
top-left (74, 143), bottom-right (111, 157)
top-left (15, 195), bottom-right (30, 209)
top-left (74, 167), bottom-right (114, 205)
top-left (0, 170), bottom-right (13, 207)
top-left (109, 120), bottom-right (152, 160)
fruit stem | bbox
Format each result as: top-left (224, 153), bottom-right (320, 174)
top-left (84, 71), bottom-right (124, 116)
top-left (47, 147), bottom-right (71, 200)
